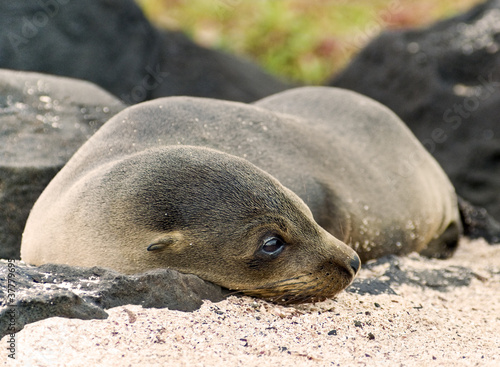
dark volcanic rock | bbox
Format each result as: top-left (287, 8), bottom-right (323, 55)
top-left (0, 261), bottom-right (227, 339)
top-left (0, 69), bottom-right (125, 259)
top-left (331, 0), bottom-right (500, 223)
top-left (147, 30), bottom-right (290, 104)
top-left (458, 197), bottom-right (500, 243)
top-left (0, 0), bottom-right (288, 103)
top-left (347, 254), bottom-right (476, 296)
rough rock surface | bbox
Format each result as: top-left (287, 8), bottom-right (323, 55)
top-left (347, 253), bottom-right (476, 296)
top-left (0, 261), bottom-right (228, 339)
top-left (0, 69), bottom-right (125, 259)
top-left (0, 0), bottom-right (288, 103)
top-left (331, 0), bottom-right (500, 221)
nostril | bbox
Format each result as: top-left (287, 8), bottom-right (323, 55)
top-left (350, 254), bottom-right (361, 274)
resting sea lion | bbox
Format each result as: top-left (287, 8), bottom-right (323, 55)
top-left (21, 87), bottom-right (461, 302)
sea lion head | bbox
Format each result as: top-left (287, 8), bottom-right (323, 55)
top-left (117, 146), bottom-right (360, 303)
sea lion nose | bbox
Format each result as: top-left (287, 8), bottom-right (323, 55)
top-left (350, 253), bottom-right (361, 274)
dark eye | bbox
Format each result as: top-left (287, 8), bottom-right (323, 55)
top-left (261, 237), bottom-right (286, 256)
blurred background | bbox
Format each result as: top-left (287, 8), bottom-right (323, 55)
top-left (137, 0), bottom-right (482, 84)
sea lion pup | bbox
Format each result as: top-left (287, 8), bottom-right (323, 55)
top-left (21, 87), bottom-right (460, 302)
top-left (23, 144), bottom-right (360, 302)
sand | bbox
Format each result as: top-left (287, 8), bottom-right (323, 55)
top-left (3, 238), bottom-right (499, 367)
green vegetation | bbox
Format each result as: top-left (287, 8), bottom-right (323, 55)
top-left (137, 0), bottom-right (482, 84)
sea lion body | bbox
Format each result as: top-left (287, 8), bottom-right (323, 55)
top-left (21, 87), bottom-right (461, 301)
top-left (254, 88), bottom-right (461, 259)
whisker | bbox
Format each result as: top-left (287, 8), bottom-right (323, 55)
top-left (226, 267), bottom-right (354, 304)
top-left (252, 274), bottom-right (312, 289)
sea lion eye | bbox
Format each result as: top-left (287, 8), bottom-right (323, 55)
top-left (261, 237), bottom-right (285, 256)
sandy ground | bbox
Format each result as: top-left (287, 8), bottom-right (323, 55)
top-left (3, 239), bottom-right (499, 367)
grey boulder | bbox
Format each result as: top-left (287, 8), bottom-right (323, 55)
top-left (0, 69), bottom-right (126, 259)
top-left (0, 261), bottom-right (227, 339)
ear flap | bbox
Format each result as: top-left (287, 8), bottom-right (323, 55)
top-left (147, 232), bottom-right (184, 252)
top-left (147, 242), bottom-right (169, 251)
